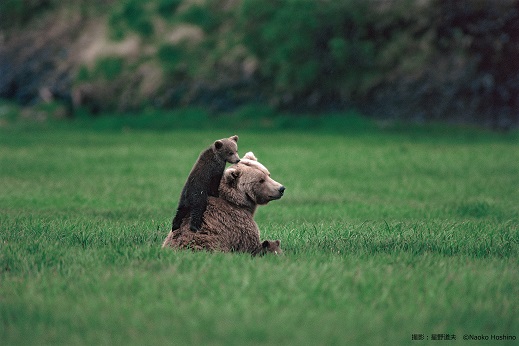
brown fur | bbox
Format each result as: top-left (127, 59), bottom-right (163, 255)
top-left (163, 153), bottom-right (285, 256)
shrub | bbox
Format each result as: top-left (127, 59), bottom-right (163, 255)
top-left (109, 0), bottom-right (154, 40)
top-left (157, 0), bottom-right (182, 19)
top-left (236, 0), bottom-right (385, 107)
top-left (76, 58), bottom-right (124, 82)
top-left (179, 4), bottom-right (221, 32)
top-left (157, 44), bottom-right (185, 75)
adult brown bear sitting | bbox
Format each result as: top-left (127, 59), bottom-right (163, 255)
top-left (162, 152), bottom-right (285, 256)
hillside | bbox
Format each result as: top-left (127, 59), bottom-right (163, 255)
top-left (1, 0), bottom-right (518, 129)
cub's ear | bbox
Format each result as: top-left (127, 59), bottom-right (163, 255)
top-left (274, 240), bottom-right (280, 246)
top-left (214, 140), bottom-right (223, 149)
top-left (230, 135), bottom-right (238, 142)
top-left (225, 168), bottom-right (241, 186)
top-left (243, 151), bottom-right (257, 161)
top-left (262, 240), bottom-right (270, 248)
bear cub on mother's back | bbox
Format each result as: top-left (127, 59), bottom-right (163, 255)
top-left (171, 135), bottom-right (239, 232)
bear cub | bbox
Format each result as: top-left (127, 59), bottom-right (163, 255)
top-left (171, 135), bottom-right (240, 232)
top-left (255, 240), bottom-right (283, 256)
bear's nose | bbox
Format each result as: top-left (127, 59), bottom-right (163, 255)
top-left (279, 186), bottom-right (286, 194)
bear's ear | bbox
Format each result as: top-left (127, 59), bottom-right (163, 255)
top-left (230, 135), bottom-right (238, 142)
top-left (214, 140), bottom-right (223, 149)
top-left (262, 240), bottom-right (270, 248)
top-left (243, 152), bottom-right (257, 161)
top-left (274, 240), bottom-right (280, 246)
top-left (225, 168), bottom-right (240, 186)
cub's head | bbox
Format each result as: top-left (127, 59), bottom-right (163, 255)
top-left (220, 152), bottom-right (285, 209)
top-left (259, 239), bottom-right (283, 256)
top-left (213, 135), bottom-right (240, 164)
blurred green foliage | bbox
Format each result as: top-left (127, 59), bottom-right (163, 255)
top-left (179, 4), bottom-right (221, 32)
top-left (0, 0), bottom-right (53, 28)
top-left (157, 0), bottom-right (182, 19)
top-left (158, 44), bottom-right (184, 75)
top-left (0, 0), bottom-right (112, 29)
top-left (1, 0), bottom-right (518, 127)
top-left (94, 57), bottom-right (125, 80)
top-left (85, 0), bottom-right (421, 111)
top-left (109, 0), bottom-right (154, 39)
top-left (76, 58), bottom-right (124, 82)
top-left (238, 0), bottom-right (378, 96)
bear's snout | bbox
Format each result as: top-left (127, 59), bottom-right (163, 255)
top-left (269, 185), bottom-right (285, 201)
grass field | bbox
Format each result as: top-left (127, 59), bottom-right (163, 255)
top-left (1, 117), bottom-right (518, 345)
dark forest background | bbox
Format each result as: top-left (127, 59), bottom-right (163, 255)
top-left (1, 0), bottom-right (518, 129)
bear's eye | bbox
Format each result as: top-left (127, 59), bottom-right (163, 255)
top-left (259, 179), bottom-right (265, 184)
top-left (228, 151), bottom-right (233, 156)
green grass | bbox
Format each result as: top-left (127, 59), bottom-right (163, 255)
top-left (1, 120), bottom-right (518, 345)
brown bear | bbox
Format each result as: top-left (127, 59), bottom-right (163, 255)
top-left (171, 135), bottom-right (240, 233)
top-left (163, 152), bottom-right (285, 256)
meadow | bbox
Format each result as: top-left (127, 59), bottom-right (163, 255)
top-left (1, 116), bottom-right (518, 345)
